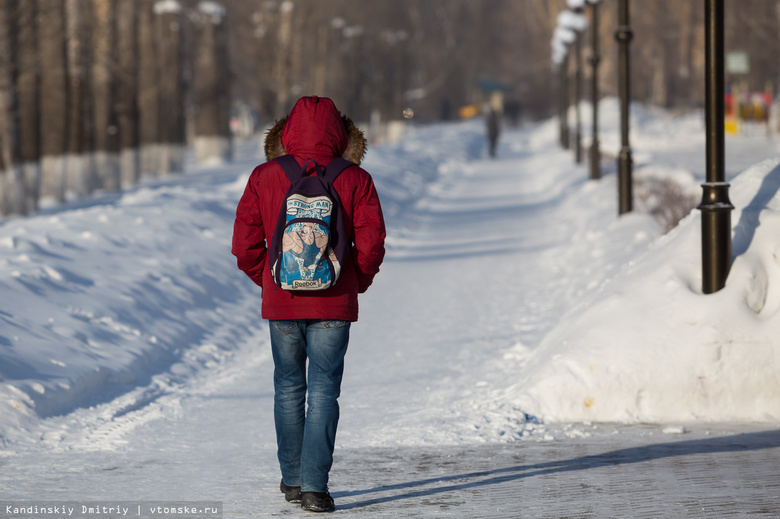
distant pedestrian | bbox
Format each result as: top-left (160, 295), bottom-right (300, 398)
top-left (487, 108), bottom-right (501, 158)
top-left (232, 96), bottom-right (386, 513)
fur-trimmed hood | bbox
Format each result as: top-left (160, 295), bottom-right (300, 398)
top-left (264, 96), bottom-right (367, 165)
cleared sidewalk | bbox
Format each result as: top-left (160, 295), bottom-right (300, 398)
top-left (260, 425), bottom-right (780, 518)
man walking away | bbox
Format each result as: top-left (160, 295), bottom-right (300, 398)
top-left (232, 96), bottom-right (386, 512)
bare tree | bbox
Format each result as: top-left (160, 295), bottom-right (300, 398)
top-left (247, 2), bottom-right (279, 126)
top-left (91, 0), bottom-right (120, 191)
top-left (39, 0), bottom-right (68, 203)
top-left (65, 0), bottom-right (91, 198)
top-left (0, 0), bottom-right (17, 215)
top-left (16, 0), bottom-right (39, 213)
top-left (193, 1), bottom-right (231, 162)
top-left (138, 0), bottom-right (160, 176)
top-left (273, 2), bottom-right (294, 118)
top-left (154, 1), bottom-right (185, 174)
top-left (116, 0), bottom-right (140, 187)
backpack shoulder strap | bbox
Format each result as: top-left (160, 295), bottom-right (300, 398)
top-left (273, 154), bottom-right (302, 182)
top-left (323, 158), bottom-right (355, 183)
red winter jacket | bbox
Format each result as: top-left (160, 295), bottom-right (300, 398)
top-left (232, 96), bottom-right (386, 321)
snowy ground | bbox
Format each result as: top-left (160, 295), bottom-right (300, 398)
top-left (0, 99), bottom-right (778, 514)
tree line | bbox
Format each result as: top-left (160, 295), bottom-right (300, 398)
top-left (1, 0), bottom-right (778, 217)
top-left (223, 0), bottom-right (780, 122)
top-left (224, 0), bottom-right (564, 124)
top-left (0, 0), bottom-right (230, 216)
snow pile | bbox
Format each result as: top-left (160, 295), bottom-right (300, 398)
top-left (0, 166), bottom-right (259, 444)
top-left (510, 157), bottom-right (780, 423)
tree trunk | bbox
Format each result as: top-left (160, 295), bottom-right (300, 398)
top-left (39, 0), bottom-right (68, 203)
top-left (273, 2), bottom-right (293, 118)
top-left (137, 0), bottom-right (159, 176)
top-left (65, 0), bottom-right (90, 198)
top-left (0, 0), bottom-right (17, 215)
top-left (250, 5), bottom-right (277, 127)
top-left (116, 0), bottom-right (140, 186)
top-left (193, 2), bottom-right (232, 163)
top-left (154, 1), bottom-right (185, 174)
top-left (91, 0), bottom-right (120, 191)
top-left (16, 0), bottom-right (40, 213)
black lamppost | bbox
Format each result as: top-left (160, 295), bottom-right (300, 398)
top-left (587, 0), bottom-right (602, 180)
top-left (615, 0), bottom-right (633, 215)
top-left (557, 6), bottom-right (588, 164)
top-left (699, 0), bottom-right (733, 294)
top-left (573, 12), bottom-right (584, 164)
top-left (553, 26), bottom-right (575, 150)
top-left (560, 55), bottom-right (571, 149)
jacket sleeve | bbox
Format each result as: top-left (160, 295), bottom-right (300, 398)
top-left (232, 170), bottom-right (267, 287)
top-left (351, 171), bottom-right (386, 293)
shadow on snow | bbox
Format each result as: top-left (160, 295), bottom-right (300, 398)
top-left (334, 429), bottom-right (780, 510)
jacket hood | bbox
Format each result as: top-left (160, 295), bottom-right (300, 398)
top-left (264, 96), bottom-right (367, 165)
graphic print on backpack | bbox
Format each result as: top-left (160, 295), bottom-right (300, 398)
top-left (270, 155), bottom-right (354, 291)
top-left (278, 194), bottom-right (339, 290)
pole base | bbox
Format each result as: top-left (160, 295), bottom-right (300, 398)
top-left (617, 147), bottom-right (633, 215)
top-left (698, 182), bottom-right (734, 294)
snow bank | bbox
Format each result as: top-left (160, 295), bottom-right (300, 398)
top-left (511, 158), bottom-right (780, 423)
top-left (0, 168), bottom-right (258, 444)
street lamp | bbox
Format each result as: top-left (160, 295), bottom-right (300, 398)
top-left (615, 0), bottom-right (633, 215)
top-left (552, 26), bottom-right (576, 149)
top-left (699, 0), bottom-right (733, 294)
top-left (559, 4), bottom-right (588, 164)
top-left (587, 0), bottom-right (603, 180)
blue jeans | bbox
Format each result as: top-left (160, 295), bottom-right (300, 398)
top-left (269, 319), bottom-right (351, 493)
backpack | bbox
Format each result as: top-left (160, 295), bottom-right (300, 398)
top-left (269, 154), bottom-right (354, 291)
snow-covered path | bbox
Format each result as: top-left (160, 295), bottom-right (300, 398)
top-left (0, 119), bottom-right (625, 504)
top-left (2, 104), bottom-right (780, 516)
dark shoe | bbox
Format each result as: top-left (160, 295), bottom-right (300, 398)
top-left (280, 479), bottom-right (302, 503)
top-left (301, 491), bottom-right (335, 512)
